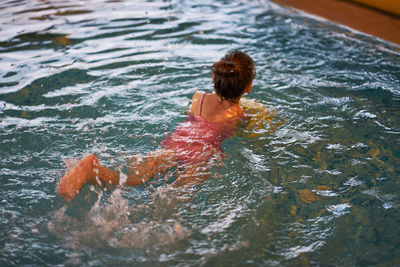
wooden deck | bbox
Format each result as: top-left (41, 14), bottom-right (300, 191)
top-left (271, 0), bottom-right (400, 45)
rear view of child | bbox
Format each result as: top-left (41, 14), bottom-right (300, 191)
top-left (58, 50), bottom-right (256, 201)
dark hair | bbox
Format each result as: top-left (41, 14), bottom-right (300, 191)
top-left (211, 50), bottom-right (255, 103)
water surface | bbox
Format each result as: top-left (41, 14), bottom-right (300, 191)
top-left (1, 0), bottom-right (400, 265)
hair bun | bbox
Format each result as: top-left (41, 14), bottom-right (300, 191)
top-left (211, 50), bottom-right (255, 102)
top-left (224, 61), bottom-right (235, 67)
top-left (213, 60), bottom-right (237, 78)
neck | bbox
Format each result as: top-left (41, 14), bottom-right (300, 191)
top-left (216, 94), bottom-right (240, 105)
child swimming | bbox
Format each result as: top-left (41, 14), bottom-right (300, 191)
top-left (57, 50), bottom-right (256, 201)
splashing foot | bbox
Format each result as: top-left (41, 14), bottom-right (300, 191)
top-left (57, 154), bottom-right (98, 201)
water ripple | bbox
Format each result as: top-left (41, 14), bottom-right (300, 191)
top-left (0, 0), bottom-right (400, 266)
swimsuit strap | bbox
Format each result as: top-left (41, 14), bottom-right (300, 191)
top-left (198, 92), bottom-right (211, 117)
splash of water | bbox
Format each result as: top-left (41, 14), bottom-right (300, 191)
top-left (48, 185), bottom-right (189, 251)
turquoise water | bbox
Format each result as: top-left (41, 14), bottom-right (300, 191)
top-left (1, 0), bottom-right (400, 265)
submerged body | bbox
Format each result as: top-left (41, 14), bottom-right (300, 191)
top-left (161, 114), bottom-right (229, 164)
top-left (57, 50), bottom-right (255, 201)
top-left (161, 92), bottom-right (242, 165)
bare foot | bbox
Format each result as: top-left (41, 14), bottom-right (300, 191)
top-left (57, 154), bottom-right (98, 201)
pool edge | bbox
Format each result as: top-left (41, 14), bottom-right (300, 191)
top-left (271, 0), bottom-right (400, 46)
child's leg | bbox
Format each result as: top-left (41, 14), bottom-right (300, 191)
top-left (57, 154), bottom-right (119, 201)
top-left (173, 164), bottom-right (210, 187)
top-left (125, 149), bottom-right (178, 186)
top-left (58, 150), bottom-right (178, 201)
top-left (170, 162), bottom-right (211, 200)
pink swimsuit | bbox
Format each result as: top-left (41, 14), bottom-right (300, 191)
top-left (160, 92), bottom-right (233, 164)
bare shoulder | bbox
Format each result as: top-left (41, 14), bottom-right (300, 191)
top-left (189, 90), bottom-right (205, 114)
top-left (192, 90), bottom-right (205, 100)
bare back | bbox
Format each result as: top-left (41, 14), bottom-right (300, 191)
top-left (189, 91), bottom-right (245, 123)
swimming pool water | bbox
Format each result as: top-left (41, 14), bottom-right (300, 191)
top-left (1, 0), bottom-right (399, 265)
